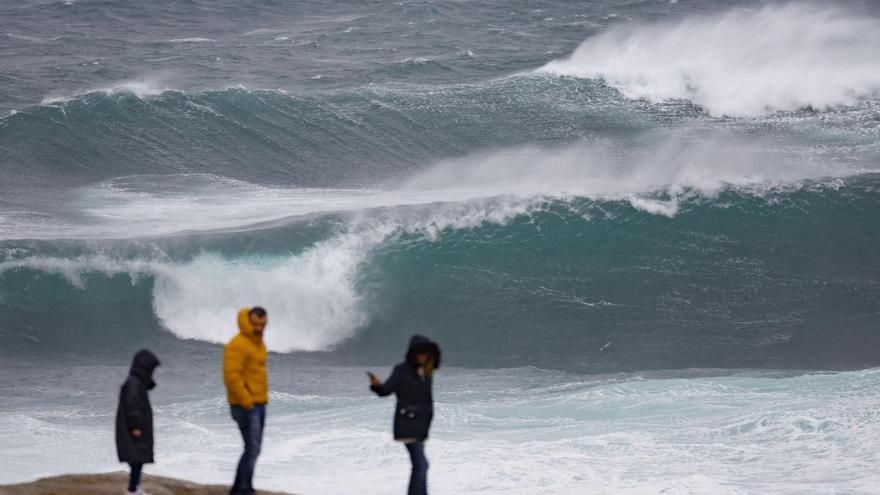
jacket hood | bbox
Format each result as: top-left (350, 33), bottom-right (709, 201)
top-left (238, 307), bottom-right (258, 340)
top-left (405, 334), bottom-right (442, 369)
top-left (130, 349), bottom-right (160, 389)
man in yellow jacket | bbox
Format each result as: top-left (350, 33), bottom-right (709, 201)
top-left (224, 307), bottom-right (268, 495)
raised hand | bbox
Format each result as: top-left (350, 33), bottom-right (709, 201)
top-left (367, 371), bottom-right (381, 387)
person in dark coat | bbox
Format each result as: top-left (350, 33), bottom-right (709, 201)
top-left (368, 335), bottom-right (442, 495)
top-left (116, 349), bottom-right (160, 494)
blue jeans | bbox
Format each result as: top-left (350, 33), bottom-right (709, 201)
top-left (128, 463), bottom-right (142, 492)
top-left (230, 404), bottom-right (266, 495)
top-left (405, 442), bottom-right (429, 495)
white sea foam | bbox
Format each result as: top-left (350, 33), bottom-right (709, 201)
top-left (35, 83), bottom-right (286, 107)
top-left (5, 33), bottom-right (59, 43)
top-left (537, 4), bottom-right (880, 117)
top-left (0, 248), bottom-right (362, 352)
top-left (242, 28), bottom-right (288, 36)
top-left (2, 366), bottom-right (879, 494)
top-left (151, 250), bottom-right (365, 351)
top-left (167, 37), bottom-right (215, 43)
top-left (40, 79), bottom-right (174, 105)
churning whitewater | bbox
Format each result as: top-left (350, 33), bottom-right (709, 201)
top-left (1, 0), bottom-right (879, 493)
top-left (537, 4), bottom-right (880, 117)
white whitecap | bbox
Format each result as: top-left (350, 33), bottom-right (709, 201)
top-left (167, 37), bottom-right (215, 43)
top-left (537, 4), bottom-right (880, 117)
top-left (40, 79), bottom-right (173, 104)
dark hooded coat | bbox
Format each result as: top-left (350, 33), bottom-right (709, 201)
top-left (370, 335), bottom-right (442, 440)
top-left (116, 350), bottom-right (160, 464)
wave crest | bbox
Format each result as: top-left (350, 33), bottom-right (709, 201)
top-left (538, 4), bottom-right (880, 117)
top-left (0, 248), bottom-right (365, 352)
top-left (40, 79), bottom-right (174, 105)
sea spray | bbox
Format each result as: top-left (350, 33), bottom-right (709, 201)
top-left (2, 177), bottom-right (878, 368)
top-left (538, 4), bottom-right (880, 117)
top-left (2, 1), bottom-right (880, 491)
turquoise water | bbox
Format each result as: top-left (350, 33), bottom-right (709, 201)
top-left (1, 0), bottom-right (879, 492)
top-left (3, 356), bottom-right (879, 494)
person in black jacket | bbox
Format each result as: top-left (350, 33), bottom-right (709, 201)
top-left (368, 335), bottom-right (442, 495)
top-left (116, 350), bottom-right (160, 495)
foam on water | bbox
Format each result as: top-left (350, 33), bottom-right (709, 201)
top-left (0, 251), bottom-right (363, 352)
top-left (167, 38), bottom-right (215, 43)
top-left (40, 78), bottom-right (174, 105)
top-left (2, 366), bottom-right (879, 494)
top-left (538, 4), bottom-right (880, 117)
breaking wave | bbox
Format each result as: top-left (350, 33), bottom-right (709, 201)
top-left (538, 4), bottom-right (880, 117)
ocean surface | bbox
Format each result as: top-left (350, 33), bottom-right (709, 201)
top-left (1, 0), bottom-right (879, 493)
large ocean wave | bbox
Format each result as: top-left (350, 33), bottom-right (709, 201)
top-left (1, 0), bottom-right (878, 372)
top-left (3, 2), bottom-right (880, 492)
top-left (0, 79), bottom-right (639, 194)
top-left (2, 176), bottom-right (879, 371)
top-left (0, 126), bottom-right (870, 240)
top-left (538, 4), bottom-right (880, 117)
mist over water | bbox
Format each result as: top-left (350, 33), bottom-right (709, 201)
top-left (538, 4), bottom-right (880, 117)
top-left (1, 0), bottom-right (879, 493)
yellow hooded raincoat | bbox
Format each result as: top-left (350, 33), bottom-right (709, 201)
top-left (223, 308), bottom-right (268, 409)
